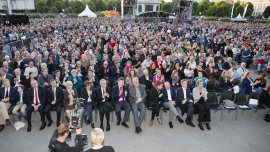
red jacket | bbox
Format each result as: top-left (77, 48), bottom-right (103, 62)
top-left (154, 60), bottom-right (163, 69)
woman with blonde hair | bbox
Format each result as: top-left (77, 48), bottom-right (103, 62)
top-left (241, 71), bottom-right (261, 94)
top-left (80, 54), bottom-right (89, 68)
top-left (188, 56), bottom-right (197, 70)
top-left (218, 70), bottom-right (235, 98)
top-left (63, 81), bottom-right (78, 121)
top-left (84, 128), bottom-right (115, 152)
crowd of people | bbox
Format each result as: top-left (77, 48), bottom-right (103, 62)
top-left (0, 18), bottom-right (270, 136)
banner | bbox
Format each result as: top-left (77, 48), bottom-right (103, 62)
top-left (243, 4), bottom-right (249, 18)
top-left (231, 4), bottom-right (235, 18)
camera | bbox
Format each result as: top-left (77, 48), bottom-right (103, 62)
top-left (70, 98), bottom-right (85, 129)
top-left (75, 134), bottom-right (88, 147)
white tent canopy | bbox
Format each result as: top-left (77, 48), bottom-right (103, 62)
top-left (78, 5), bottom-right (97, 17)
top-left (236, 13), bottom-right (242, 19)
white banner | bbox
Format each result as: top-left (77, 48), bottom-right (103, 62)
top-left (243, 4), bottom-right (248, 18)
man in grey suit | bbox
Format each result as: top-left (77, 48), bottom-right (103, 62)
top-left (128, 77), bottom-right (146, 134)
top-left (37, 68), bottom-right (53, 90)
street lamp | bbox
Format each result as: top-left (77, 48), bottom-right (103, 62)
top-left (2, 3), bottom-right (8, 25)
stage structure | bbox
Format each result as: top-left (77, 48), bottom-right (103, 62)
top-left (172, 0), bottom-right (193, 21)
top-left (0, 0), bottom-right (35, 14)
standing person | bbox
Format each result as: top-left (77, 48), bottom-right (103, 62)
top-left (176, 79), bottom-right (195, 127)
top-left (129, 77), bottom-right (146, 134)
top-left (0, 79), bottom-right (16, 132)
top-left (81, 80), bottom-right (96, 128)
top-left (162, 82), bottom-right (184, 128)
top-left (147, 80), bottom-right (163, 126)
top-left (12, 85), bottom-right (29, 121)
top-left (44, 79), bottom-right (63, 127)
top-left (96, 79), bottom-right (112, 131)
top-left (84, 128), bottom-right (115, 152)
top-left (192, 79), bottom-right (211, 131)
top-left (112, 77), bottom-right (130, 128)
top-left (26, 80), bottom-right (47, 132)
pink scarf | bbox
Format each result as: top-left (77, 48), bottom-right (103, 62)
top-left (126, 65), bottom-right (132, 73)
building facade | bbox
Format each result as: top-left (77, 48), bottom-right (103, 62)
top-left (233, 0), bottom-right (270, 16)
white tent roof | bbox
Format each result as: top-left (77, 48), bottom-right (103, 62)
top-left (236, 13), bottom-right (242, 19)
top-left (78, 5), bottom-right (97, 17)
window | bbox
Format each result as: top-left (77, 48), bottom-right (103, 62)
top-left (138, 5), bottom-right (142, 13)
top-left (145, 5), bottom-right (153, 12)
top-left (156, 5), bottom-right (159, 11)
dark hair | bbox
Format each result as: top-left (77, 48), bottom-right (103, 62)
top-left (18, 85), bottom-right (25, 90)
top-left (84, 80), bottom-right (91, 87)
top-left (50, 79), bottom-right (56, 83)
top-left (118, 77), bottom-right (125, 82)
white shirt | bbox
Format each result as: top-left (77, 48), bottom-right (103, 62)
top-left (52, 87), bottom-right (56, 102)
top-left (4, 87), bottom-right (10, 99)
top-left (119, 86), bottom-right (125, 101)
top-left (182, 88), bottom-right (187, 100)
top-left (87, 89), bottom-right (92, 102)
top-left (101, 87), bottom-right (106, 102)
top-left (24, 67), bottom-right (38, 77)
top-left (2, 75), bottom-right (6, 87)
top-left (14, 75), bottom-right (21, 87)
top-left (19, 92), bottom-right (23, 103)
top-left (33, 88), bottom-right (41, 105)
top-left (167, 89), bottom-right (172, 101)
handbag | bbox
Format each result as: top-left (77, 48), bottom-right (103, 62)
top-left (222, 99), bottom-right (235, 108)
top-left (103, 101), bottom-right (115, 111)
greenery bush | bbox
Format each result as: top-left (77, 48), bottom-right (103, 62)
top-left (121, 19), bottom-right (124, 24)
top-left (204, 17), bottom-right (217, 21)
top-left (178, 19), bottom-right (181, 24)
top-left (44, 14), bottom-right (56, 18)
top-left (189, 20), bottom-right (192, 24)
top-left (68, 13), bottom-right (78, 17)
top-left (29, 13), bottom-right (42, 18)
top-left (220, 18), bottom-right (231, 22)
top-left (96, 12), bottom-right (105, 17)
top-left (135, 18), bottom-right (138, 23)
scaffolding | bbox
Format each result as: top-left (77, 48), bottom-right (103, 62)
top-left (172, 0), bottom-right (193, 20)
top-left (123, 0), bottom-right (137, 19)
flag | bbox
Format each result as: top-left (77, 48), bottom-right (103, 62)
top-left (243, 4), bottom-right (249, 18)
top-left (231, 4), bottom-right (235, 18)
top-left (179, 47), bottom-right (183, 53)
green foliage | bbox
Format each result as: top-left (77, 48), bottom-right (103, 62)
top-left (216, 6), bottom-right (225, 17)
top-left (220, 18), bottom-right (231, 22)
top-left (91, 0), bottom-right (98, 5)
top-left (121, 19), bottom-right (124, 24)
top-left (64, 7), bottom-right (74, 14)
top-left (87, 1), bottom-right (96, 12)
top-left (29, 13), bottom-right (42, 18)
top-left (263, 6), bottom-right (270, 19)
top-left (44, 14), bottom-right (56, 18)
top-left (206, 5), bottom-right (215, 16)
top-left (209, 2), bottom-right (215, 6)
top-left (235, 5), bottom-right (244, 16)
top-left (68, 13), bottom-right (78, 17)
top-left (96, 0), bottom-right (106, 11)
top-left (196, 3), bottom-right (205, 15)
top-left (135, 18), bottom-right (138, 23)
top-left (106, 0), bottom-right (121, 11)
top-left (36, 1), bottom-right (46, 13)
top-left (46, 0), bottom-right (54, 8)
top-left (50, 6), bottom-right (59, 13)
top-left (54, 1), bottom-right (63, 13)
top-left (96, 12), bottom-right (105, 17)
top-left (192, 1), bottom-right (198, 15)
top-left (215, 1), bottom-right (225, 7)
top-left (73, 0), bottom-right (84, 14)
top-left (204, 16), bottom-right (217, 21)
top-left (64, 0), bottom-right (69, 8)
top-left (201, 0), bottom-right (210, 10)
top-left (178, 19), bottom-right (181, 23)
top-left (189, 20), bottom-right (192, 24)
top-left (161, 2), bottom-right (172, 13)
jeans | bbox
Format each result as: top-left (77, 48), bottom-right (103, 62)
top-left (244, 58), bottom-right (253, 67)
top-left (253, 88), bottom-right (263, 94)
top-left (257, 64), bottom-right (267, 72)
top-left (235, 53), bottom-right (242, 63)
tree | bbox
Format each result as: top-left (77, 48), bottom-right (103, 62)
top-left (235, 5), bottom-right (244, 16)
top-left (64, 7), bottom-right (73, 14)
top-left (91, 0), bottom-right (98, 5)
top-left (192, 1), bottom-right (198, 16)
top-left (73, 0), bottom-right (83, 13)
top-left (106, 0), bottom-right (115, 10)
top-left (55, 1), bottom-right (63, 13)
top-left (216, 6), bottom-right (225, 17)
top-left (206, 5), bottom-right (215, 16)
top-left (47, 0), bottom-right (54, 8)
top-left (50, 6), bottom-right (59, 13)
top-left (209, 2), bottom-right (215, 6)
top-left (196, 3), bottom-right (205, 15)
top-left (87, 1), bottom-right (96, 12)
top-left (96, 0), bottom-right (106, 11)
top-left (161, 2), bottom-right (172, 13)
top-left (263, 6), bottom-right (270, 18)
top-left (201, 0), bottom-right (210, 11)
top-left (215, 1), bottom-right (225, 7)
top-left (63, 0), bottom-right (69, 8)
top-left (36, 0), bottom-right (46, 13)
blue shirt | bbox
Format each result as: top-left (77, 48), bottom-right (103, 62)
top-left (242, 50), bottom-right (251, 57)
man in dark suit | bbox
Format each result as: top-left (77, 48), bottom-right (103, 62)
top-left (2, 61), bottom-right (14, 75)
top-left (75, 61), bottom-right (87, 78)
top-left (223, 57), bottom-right (233, 70)
top-left (11, 68), bottom-right (26, 87)
top-left (140, 69), bottom-right (154, 90)
top-left (96, 79), bottom-right (112, 131)
top-left (12, 85), bottom-right (29, 121)
top-left (52, 49), bottom-right (60, 61)
top-left (0, 67), bottom-right (13, 87)
top-left (0, 79), bottom-right (16, 132)
top-left (112, 77), bottom-right (130, 128)
top-left (84, 69), bottom-right (98, 88)
top-left (110, 61), bottom-right (124, 86)
top-left (81, 80), bottom-right (97, 128)
top-left (176, 79), bottom-right (195, 127)
top-left (69, 54), bottom-right (78, 68)
top-left (44, 79), bottom-right (63, 127)
top-left (197, 57), bottom-right (207, 70)
top-left (26, 80), bottom-right (47, 132)
top-left (162, 82), bottom-right (184, 128)
top-left (35, 54), bottom-right (46, 70)
top-left (129, 77), bottom-right (146, 134)
top-left (88, 59), bottom-right (100, 77)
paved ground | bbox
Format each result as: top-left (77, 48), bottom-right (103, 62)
top-left (0, 51), bottom-right (270, 152)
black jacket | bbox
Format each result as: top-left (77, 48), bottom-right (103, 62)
top-left (148, 87), bottom-right (162, 102)
top-left (11, 74), bottom-right (26, 87)
top-left (80, 87), bottom-right (97, 105)
top-left (46, 87), bottom-right (63, 104)
top-left (27, 85), bottom-right (47, 105)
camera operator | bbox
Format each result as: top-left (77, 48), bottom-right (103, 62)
top-left (49, 124), bottom-right (83, 152)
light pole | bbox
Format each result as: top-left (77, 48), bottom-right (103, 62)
top-left (2, 3), bottom-right (8, 25)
